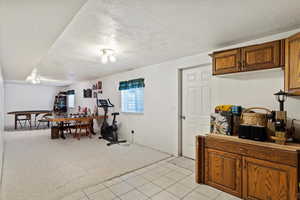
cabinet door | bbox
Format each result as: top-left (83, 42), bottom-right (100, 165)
top-left (205, 148), bottom-right (242, 197)
top-left (243, 157), bottom-right (297, 200)
top-left (241, 41), bottom-right (281, 71)
top-left (285, 33), bottom-right (300, 95)
top-left (212, 49), bottom-right (241, 75)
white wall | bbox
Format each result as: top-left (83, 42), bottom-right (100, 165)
top-left (68, 81), bottom-right (97, 113)
top-left (69, 28), bottom-right (300, 155)
top-left (4, 83), bottom-right (61, 128)
top-left (0, 64), bottom-right (4, 186)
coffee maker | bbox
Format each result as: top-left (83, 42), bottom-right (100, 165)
top-left (272, 90), bottom-right (288, 144)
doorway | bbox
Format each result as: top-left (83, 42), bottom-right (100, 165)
top-left (181, 65), bottom-right (211, 159)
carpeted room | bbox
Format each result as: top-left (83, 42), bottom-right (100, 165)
top-left (1, 1), bottom-right (300, 200)
top-left (2, 130), bottom-right (170, 200)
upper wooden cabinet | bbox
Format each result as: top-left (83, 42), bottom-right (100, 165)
top-left (212, 40), bottom-right (284, 75)
top-left (285, 33), bottom-right (300, 95)
top-left (213, 49), bottom-right (241, 75)
top-left (241, 41), bottom-right (280, 71)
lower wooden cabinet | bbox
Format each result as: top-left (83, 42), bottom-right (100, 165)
top-left (196, 135), bottom-right (300, 200)
top-left (243, 157), bottom-right (297, 200)
top-left (205, 148), bottom-right (242, 197)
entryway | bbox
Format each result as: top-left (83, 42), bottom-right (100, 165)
top-left (181, 65), bottom-right (212, 159)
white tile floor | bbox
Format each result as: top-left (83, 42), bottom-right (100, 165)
top-left (61, 157), bottom-right (241, 200)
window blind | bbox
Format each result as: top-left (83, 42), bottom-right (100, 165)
top-left (121, 88), bottom-right (144, 113)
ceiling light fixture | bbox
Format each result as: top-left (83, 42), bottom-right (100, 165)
top-left (100, 49), bottom-right (116, 64)
top-left (26, 68), bottom-right (41, 84)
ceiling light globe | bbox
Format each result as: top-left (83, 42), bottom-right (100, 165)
top-left (26, 76), bottom-right (32, 82)
top-left (109, 55), bottom-right (116, 62)
top-left (36, 76), bottom-right (41, 84)
top-left (101, 55), bottom-right (108, 64)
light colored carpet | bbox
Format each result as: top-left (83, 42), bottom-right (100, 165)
top-left (1, 130), bottom-right (170, 200)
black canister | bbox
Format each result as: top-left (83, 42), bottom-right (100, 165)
top-left (251, 126), bottom-right (267, 141)
top-left (238, 125), bottom-right (252, 139)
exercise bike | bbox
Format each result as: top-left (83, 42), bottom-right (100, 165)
top-left (97, 99), bottom-right (126, 146)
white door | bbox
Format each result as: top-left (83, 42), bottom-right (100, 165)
top-left (182, 66), bottom-right (211, 159)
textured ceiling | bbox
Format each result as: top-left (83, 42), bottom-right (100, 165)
top-left (2, 0), bottom-right (300, 82)
top-left (0, 0), bottom-right (88, 80)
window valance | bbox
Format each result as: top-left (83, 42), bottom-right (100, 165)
top-left (119, 78), bottom-right (145, 90)
top-left (67, 90), bottom-right (75, 95)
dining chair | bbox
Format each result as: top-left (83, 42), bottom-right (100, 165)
top-left (37, 113), bottom-right (52, 128)
top-left (73, 118), bottom-right (92, 140)
top-left (63, 121), bottom-right (75, 137)
top-left (16, 114), bottom-right (32, 129)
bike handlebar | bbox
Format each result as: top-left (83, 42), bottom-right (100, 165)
top-left (97, 98), bottom-right (114, 108)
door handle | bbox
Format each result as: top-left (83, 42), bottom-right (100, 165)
top-left (180, 115), bottom-right (186, 120)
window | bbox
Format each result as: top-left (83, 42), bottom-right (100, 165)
top-left (67, 90), bottom-right (75, 108)
top-left (119, 78), bottom-right (145, 113)
top-left (121, 88), bottom-right (144, 113)
top-left (67, 94), bottom-right (75, 108)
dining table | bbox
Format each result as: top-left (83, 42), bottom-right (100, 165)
top-left (7, 110), bottom-right (52, 129)
top-left (46, 114), bottom-right (106, 139)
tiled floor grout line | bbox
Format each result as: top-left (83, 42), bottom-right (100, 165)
top-left (109, 163), bottom-right (195, 200)
top-left (82, 190), bottom-right (90, 200)
top-left (179, 185), bottom-right (201, 200)
top-left (108, 172), bottom-right (182, 199)
top-left (65, 157), bottom-right (228, 200)
top-left (85, 159), bottom-right (193, 199)
top-left (66, 157), bottom-right (176, 200)
top-left (213, 192), bottom-right (222, 200)
top-left (107, 170), bottom-right (174, 199)
top-left (140, 164), bottom-right (217, 200)
top-left (80, 157), bottom-right (237, 200)
top-left (166, 159), bottom-right (218, 200)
